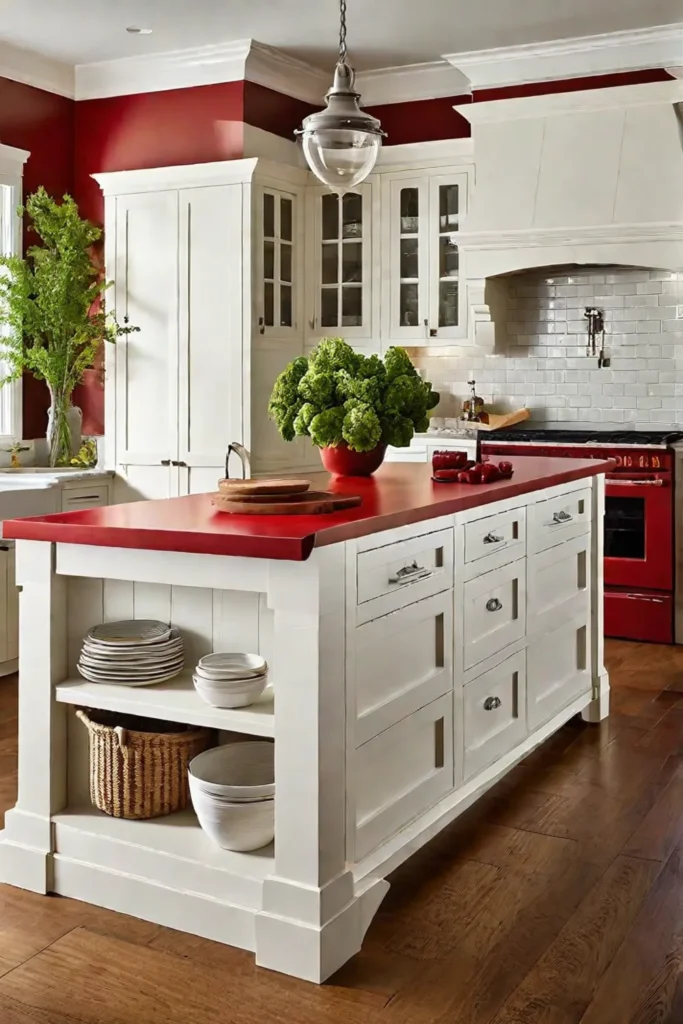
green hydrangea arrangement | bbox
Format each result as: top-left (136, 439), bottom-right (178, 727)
top-left (268, 338), bottom-right (440, 453)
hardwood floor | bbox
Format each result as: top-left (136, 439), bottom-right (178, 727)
top-left (3, 638), bottom-right (683, 1022)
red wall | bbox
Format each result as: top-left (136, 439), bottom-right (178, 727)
top-left (0, 76), bottom-right (74, 439)
top-left (10, 65), bottom-right (676, 439)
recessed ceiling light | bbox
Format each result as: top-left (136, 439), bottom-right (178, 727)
top-left (126, 26), bottom-right (153, 34)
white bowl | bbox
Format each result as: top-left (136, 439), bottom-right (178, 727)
top-left (191, 787), bottom-right (274, 851)
top-left (196, 653), bottom-right (267, 680)
top-left (189, 742), bottom-right (274, 800)
top-left (192, 673), bottom-right (268, 708)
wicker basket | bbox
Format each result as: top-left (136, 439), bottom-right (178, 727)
top-left (76, 708), bottom-right (212, 820)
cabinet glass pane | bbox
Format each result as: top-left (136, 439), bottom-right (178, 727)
top-left (280, 285), bottom-right (292, 327)
top-left (322, 243), bottom-right (338, 285)
top-left (322, 194), bottom-right (339, 240)
top-left (264, 282), bottom-right (274, 327)
top-left (439, 185), bottom-right (459, 231)
top-left (281, 243), bottom-right (292, 283)
top-left (280, 198), bottom-right (293, 241)
top-left (263, 240), bottom-right (275, 280)
top-left (439, 280), bottom-right (458, 328)
top-left (400, 238), bottom-right (418, 280)
top-left (400, 188), bottom-right (419, 234)
top-left (263, 193), bottom-right (275, 237)
top-left (321, 289), bottom-right (338, 328)
top-left (439, 237), bottom-right (459, 278)
top-left (342, 242), bottom-right (362, 283)
top-left (342, 287), bottom-right (362, 327)
top-left (342, 193), bottom-right (362, 238)
top-left (400, 283), bottom-right (419, 328)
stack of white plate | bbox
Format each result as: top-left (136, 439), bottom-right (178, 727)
top-left (193, 653), bottom-right (268, 708)
top-left (189, 742), bottom-right (274, 851)
top-left (78, 620), bottom-right (185, 686)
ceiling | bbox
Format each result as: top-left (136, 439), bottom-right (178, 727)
top-left (0, 0), bottom-right (681, 71)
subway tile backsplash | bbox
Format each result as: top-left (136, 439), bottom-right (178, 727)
top-left (408, 267), bottom-right (683, 426)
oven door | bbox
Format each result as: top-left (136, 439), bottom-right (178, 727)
top-left (604, 473), bottom-right (672, 591)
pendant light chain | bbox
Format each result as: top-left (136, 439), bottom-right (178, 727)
top-left (338, 0), bottom-right (348, 64)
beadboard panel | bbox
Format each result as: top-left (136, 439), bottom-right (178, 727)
top-left (66, 577), bottom-right (265, 677)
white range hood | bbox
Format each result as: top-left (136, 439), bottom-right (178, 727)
top-left (453, 80), bottom-right (683, 349)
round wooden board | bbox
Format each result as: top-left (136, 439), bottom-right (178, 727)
top-left (217, 478), bottom-right (311, 497)
top-left (212, 492), bottom-right (362, 516)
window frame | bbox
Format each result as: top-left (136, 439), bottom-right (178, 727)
top-left (0, 142), bottom-right (31, 444)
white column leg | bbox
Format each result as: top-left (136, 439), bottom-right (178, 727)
top-left (0, 540), bottom-right (67, 892)
top-left (583, 474), bottom-right (609, 723)
top-left (256, 545), bottom-right (386, 982)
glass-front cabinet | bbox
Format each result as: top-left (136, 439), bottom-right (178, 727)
top-left (383, 171), bottom-right (467, 344)
top-left (306, 184), bottom-right (375, 342)
top-left (256, 186), bottom-right (299, 339)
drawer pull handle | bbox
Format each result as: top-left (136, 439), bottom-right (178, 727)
top-left (484, 696), bottom-right (502, 711)
top-left (389, 561), bottom-right (433, 586)
top-left (486, 597), bottom-right (502, 612)
top-left (483, 532), bottom-right (504, 544)
top-left (551, 510), bottom-right (573, 525)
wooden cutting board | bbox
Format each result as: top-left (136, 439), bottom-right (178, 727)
top-left (458, 408), bottom-right (530, 432)
top-left (217, 478), bottom-right (311, 496)
top-left (212, 491), bottom-right (362, 516)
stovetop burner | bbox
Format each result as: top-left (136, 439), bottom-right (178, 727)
top-left (484, 429), bottom-right (683, 446)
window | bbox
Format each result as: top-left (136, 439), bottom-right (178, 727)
top-left (0, 142), bottom-right (30, 442)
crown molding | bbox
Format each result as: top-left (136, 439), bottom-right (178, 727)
top-left (457, 222), bottom-right (683, 251)
top-left (245, 41), bottom-right (327, 104)
top-left (457, 79), bottom-right (683, 123)
top-left (356, 61), bottom-right (470, 107)
top-left (92, 155), bottom-right (310, 195)
top-left (0, 142), bottom-right (31, 178)
top-left (377, 137), bottom-right (474, 169)
top-left (444, 23), bottom-right (683, 90)
top-left (0, 40), bottom-right (74, 98)
top-left (76, 39), bottom-right (252, 100)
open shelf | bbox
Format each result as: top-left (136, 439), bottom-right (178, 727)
top-left (55, 675), bottom-right (275, 737)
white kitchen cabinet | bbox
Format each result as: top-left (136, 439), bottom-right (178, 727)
top-left (382, 170), bottom-right (468, 345)
top-left (305, 184), bottom-right (378, 344)
top-left (96, 160), bottom-right (309, 500)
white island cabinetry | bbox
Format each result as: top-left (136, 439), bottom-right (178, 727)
top-left (0, 460), bottom-right (608, 984)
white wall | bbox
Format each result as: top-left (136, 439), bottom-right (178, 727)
top-left (410, 265), bottom-right (683, 427)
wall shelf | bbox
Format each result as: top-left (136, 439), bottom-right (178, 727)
top-left (55, 676), bottom-right (275, 738)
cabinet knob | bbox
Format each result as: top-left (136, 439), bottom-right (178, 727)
top-left (309, 317), bottom-right (316, 330)
top-left (258, 316), bottom-right (266, 336)
top-left (484, 696), bottom-right (502, 711)
top-left (160, 459), bottom-right (171, 466)
top-left (486, 597), bottom-right (503, 612)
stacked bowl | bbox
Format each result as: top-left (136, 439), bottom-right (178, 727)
top-left (192, 653), bottom-right (268, 708)
top-left (189, 742), bottom-right (274, 851)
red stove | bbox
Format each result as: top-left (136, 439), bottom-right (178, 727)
top-left (480, 429), bottom-right (683, 644)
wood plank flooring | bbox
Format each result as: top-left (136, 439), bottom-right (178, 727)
top-left (3, 638), bottom-right (683, 1022)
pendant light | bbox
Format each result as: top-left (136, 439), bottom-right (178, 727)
top-left (295, 0), bottom-right (385, 195)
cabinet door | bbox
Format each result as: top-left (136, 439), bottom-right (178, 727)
top-left (428, 175), bottom-right (467, 341)
top-left (255, 186), bottom-right (300, 339)
top-left (114, 190), bottom-right (179, 467)
top-left (307, 185), bottom-right (374, 341)
top-left (115, 465), bottom-right (178, 502)
top-left (384, 177), bottom-right (430, 341)
top-left (178, 186), bottom-right (243, 471)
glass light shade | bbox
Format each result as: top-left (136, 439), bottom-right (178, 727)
top-left (302, 129), bottom-right (381, 195)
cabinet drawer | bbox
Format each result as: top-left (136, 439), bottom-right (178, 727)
top-left (352, 693), bottom-right (454, 860)
top-left (61, 485), bottom-right (109, 512)
top-left (352, 591), bottom-right (453, 746)
top-left (464, 649), bottom-right (526, 780)
top-left (527, 615), bottom-right (592, 732)
top-left (528, 533), bottom-right (590, 637)
top-left (463, 558), bottom-right (526, 670)
top-left (356, 528), bottom-right (453, 622)
top-left (464, 507), bottom-right (526, 573)
top-left (529, 488), bottom-right (591, 553)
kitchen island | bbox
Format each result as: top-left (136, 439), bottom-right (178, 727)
top-left (0, 458), bottom-right (610, 983)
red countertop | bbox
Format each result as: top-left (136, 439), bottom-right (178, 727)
top-left (3, 458), bottom-right (612, 561)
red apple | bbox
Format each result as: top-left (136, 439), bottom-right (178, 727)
top-left (480, 463), bottom-right (501, 483)
top-left (498, 461), bottom-right (514, 478)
